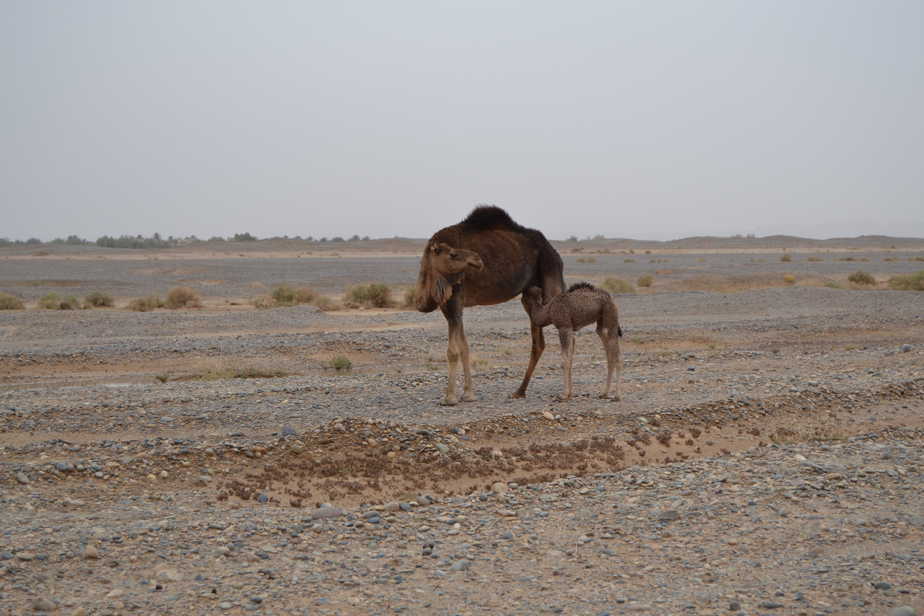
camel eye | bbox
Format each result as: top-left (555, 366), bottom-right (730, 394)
top-left (451, 252), bottom-right (461, 260)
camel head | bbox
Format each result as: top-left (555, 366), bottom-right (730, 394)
top-left (414, 241), bottom-right (484, 311)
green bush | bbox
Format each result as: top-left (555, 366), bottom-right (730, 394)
top-left (888, 271), bottom-right (924, 291)
top-left (346, 283), bottom-right (392, 307)
top-left (127, 296), bottom-right (164, 312)
top-left (165, 286), bottom-right (201, 308)
top-left (38, 293), bottom-right (80, 310)
top-left (602, 277), bottom-right (635, 294)
top-left (83, 291), bottom-right (114, 308)
top-left (0, 292), bottom-right (25, 310)
top-left (330, 356), bottom-right (352, 372)
top-left (637, 274), bottom-right (653, 288)
top-left (847, 271), bottom-right (876, 286)
top-left (780, 254), bottom-right (792, 262)
top-left (783, 274), bottom-right (796, 285)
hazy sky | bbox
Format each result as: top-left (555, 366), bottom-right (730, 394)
top-left (3, 1), bottom-right (923, 241)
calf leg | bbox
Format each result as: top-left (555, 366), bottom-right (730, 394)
top-left (558, 327), bottom-right (575, 400)
top-left (598, 326), bottom-right (621, 400)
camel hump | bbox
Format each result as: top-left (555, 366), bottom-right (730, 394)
top-left (567, 281), bottom-right (597, 293)
top-left (461, 205), bottom-right (526, 232)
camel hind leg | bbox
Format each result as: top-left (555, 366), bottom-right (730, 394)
top-left (597, 323), bottom-right (621, 401)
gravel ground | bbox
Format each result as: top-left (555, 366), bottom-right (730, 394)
top-left (1, 252), bottom-right (922, 615)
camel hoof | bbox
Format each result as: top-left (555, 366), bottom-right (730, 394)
top-left (600, 394), bottom-right (621, 401)
top-left (554, 394), bottom-right (572, 402)
top-left (462, 391), bottom-right (476, 402)
top-left (510, 391), bottom-right (526, 399)
top-left (440, 397), bottom-right (459, 406)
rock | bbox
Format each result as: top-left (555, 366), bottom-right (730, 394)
top-left (54, 462), bottom-right (74, 472)
top-left (758, 601), bottom-right (783, 609)
top-left (156, 567), bottom-right (182, 583)
top-left (542, 411), bottom-right (555, 421)
top-left (450, 559), bottom-right (471, 571)
top-left (872, 581), bottom-right (892, 590)
top-left (890, 607), bottom-right (917, 616)
top-left (105, 588), bottom-right (123, 599)
top-left (310, 506), bottom-right (344, 520)
top-left (491, 481), bottom-right (508, 494)
top-left (32, 597), bottom-right (56, 612)
top-left (435, 442), bottom-right (449, 454)
top-left (657, 509), bottom-right (680, 522)
top-left (257, 493), bottom-right (269, 503)
top-left (900, 344), bottom-right (912, 353)
top-left (17, 551), bottom-right (35, 561)
top-left (15, 472), bottom-right (30, 485)
top-left (83, 545), bottom-right (99, 560)
top-left (219, 602), bottom-right (233, 610)
top-left (728, 600), bottom-right (741, 611)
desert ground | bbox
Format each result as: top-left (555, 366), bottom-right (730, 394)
top-left (1, 240), bottom-right (923, 616)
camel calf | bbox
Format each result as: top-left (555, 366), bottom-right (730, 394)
top-left (523, 282), bottom-right (622, 401)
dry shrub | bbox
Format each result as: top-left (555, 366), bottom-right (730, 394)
top-left (252, 295), bottom-right (275, 309)
top-left (888, 271), bottom-right (924, 291)
top-left (271, 284), bottom-right (316, 306)
top-left (403, 287), bottom-right (417, 308)
top-left (602, 277), bottom-right (635, 294)
top-left (346, 283), bottom-right (391, 307)
top-left (39, 293), bottom-right (80, 310)
top-left (783, 274), bottom-right (796, 285)
top-left (624, 258), bottom-right (636, 263)
top-left (83, 291), bottom-right (114, 308)
top-left (847, 271), bottom-right (876, 286)
top-left (313, 296), bottom-right (341, 311)
top-left (807, 256), bottom-right (823, 262)
top-left (637, 274), bottom-right (653, 288)
top-left (127, 296), bottom-right (164, 312)
top-left (0, 292), bottom-right (25, 310)
top-left (912, 256), bottom-right (924, 262)
top-left (165, 286), bottom-right (201, 309)
top-left (780, 254), bottom-right (792, 262)
top-left (576, 256), bottom-right (596, 264)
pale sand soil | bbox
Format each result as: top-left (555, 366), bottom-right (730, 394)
top-left (0, 252), bottom-right (922, 615)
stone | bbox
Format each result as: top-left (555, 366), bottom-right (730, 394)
top-left (83, 545), bottom-right (100, 560)
top-left (435, 442), bottom-right (449, 454)
top-left (156, 567), bottom-right (182, 583)
top-left (15, 471), bottom-right (29, 485)
top-left (32, 597), bottom-right (56, 612)
top-left (890, 607), bottom-right (917, 616)
top-left (281, 425), bottom-right (297, 437)
top-left (542, 411), bottom-right (555, 421)
top-left (310, 506), bottom-right (344, 520)
top-left (900, 344), bottom-right (912, 353)
top-left (450, 559), bottom-right (471, 572)
top-left (657, 509), bottom-right (681, 522)
top-left (491, 482), bottom-right (508, 494)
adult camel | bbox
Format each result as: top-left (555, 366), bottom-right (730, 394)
top-left (414, 206), bottom-right (565, 405)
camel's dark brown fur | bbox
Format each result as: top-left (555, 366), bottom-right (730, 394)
top-left (415, 206), bottom-right (564, 405)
